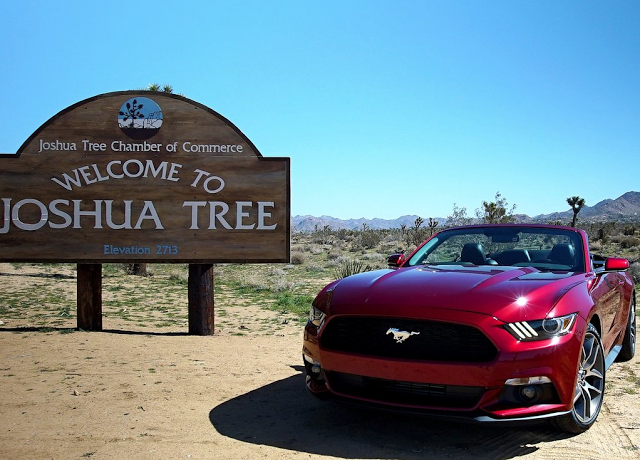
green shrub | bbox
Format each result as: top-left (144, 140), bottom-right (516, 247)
top-left (620, 237), bottom-right (640, 249)
top-left (333, 258), bottom-right (374, 279)
top-left (272, 292), bottom-right (315, 319)
top-left (629, 262), bottom-right (640, 285)
top-left (358, 231), bottom-right (383, 250)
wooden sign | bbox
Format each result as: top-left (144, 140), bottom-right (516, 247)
top-left (0, 91), bottom-right (290, 263)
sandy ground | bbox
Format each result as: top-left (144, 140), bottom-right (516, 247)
top-left (0, 263), bottom-right (639, 459)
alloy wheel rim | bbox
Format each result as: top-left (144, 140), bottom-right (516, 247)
top-left (573, 331), bottom-right (605, 424)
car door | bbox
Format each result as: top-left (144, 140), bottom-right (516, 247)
top-left (590, 270), bottom-right (625, 354)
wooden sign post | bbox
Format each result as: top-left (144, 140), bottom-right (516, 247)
top-left (0, 91), bottom-right (290, 335)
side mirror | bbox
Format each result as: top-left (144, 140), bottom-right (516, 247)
top-left (387, 253), bottom-right (405, 268)
top-left (604, 257), bottom-right (630, 271)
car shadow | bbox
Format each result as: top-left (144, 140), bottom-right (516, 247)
top-left (209, 366), bottom-right (572, 459)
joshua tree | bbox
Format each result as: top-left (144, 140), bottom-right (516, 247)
top-left (476, 192), bottom-right (516, 224)
top-left (427, 217), bottom-right (439, 236)
top-left (446, 203), bottom-right (472, 227)
top-left (567, 196), bottom-right (586, 227)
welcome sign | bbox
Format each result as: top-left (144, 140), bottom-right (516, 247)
top-left (0, 91), bottom-right (290, 263)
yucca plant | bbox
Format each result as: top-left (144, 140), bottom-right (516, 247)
top-left (333, 258), bottom-right (373, 279)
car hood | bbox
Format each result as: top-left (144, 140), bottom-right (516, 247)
top-left (329, 264), bottom-right (589, 323)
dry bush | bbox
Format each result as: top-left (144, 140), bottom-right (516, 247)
top-left (404, 245), bottom-right (418, 257)
top-left (272, 278), bottom-right (295, 292)
top-left (167, 267), bottom-right (188, 283)
top-left (629, 262), bottom-right (640, 285)
top-left (361, 253), bottom-right (386, 265)
top-left (381, 238), bottom-right (404, 252)
top-left (335, 255), bottom-right (352, 265)
top-left (308, 245), bottom-right (324, 255)
top-left (241, 273), bottom-right (270, 291)
top-left (305, 263), bottom-right (324, 272)
top-left (610, 234), bottom-right (624, 244)
top-left (268, 267), bottom-right (286, 277)
top-left (620, 237), bottom-right (640, 249)
top-left (290, 250), bottom-right (308, 265)
top-left (327, 248), bottom-right (343, 260)
top-left (333, 239), bottom-right (350, 250)
top-left (590, 240), bottom-right (603, 251)
top-left (333, 258), bottom-right (375, 279)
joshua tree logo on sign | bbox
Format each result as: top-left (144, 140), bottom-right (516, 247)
top-left (118, 97), bottom-right (163, 140)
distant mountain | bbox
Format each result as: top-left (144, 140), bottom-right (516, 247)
top-left (292, 215), bottom-right (445, 232)
top-left (535, 191), bottom-right (640, 223)
top-left (292, 191), bottom-right (640, 232)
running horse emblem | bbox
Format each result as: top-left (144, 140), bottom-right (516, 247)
top-left (386, 327), bottom-right (420, 343)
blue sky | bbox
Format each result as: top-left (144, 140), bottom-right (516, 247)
top-left (1, 1), bottom-right (638, 219)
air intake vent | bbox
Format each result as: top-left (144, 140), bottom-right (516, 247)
top-left (327, 371), bottom-right (484, 408)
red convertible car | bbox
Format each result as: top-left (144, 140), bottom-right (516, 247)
top-left (303, 224), bottom-right (636, 433)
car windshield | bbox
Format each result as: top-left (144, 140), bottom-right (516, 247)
top-left (407, 226), bottom-right (586, 272)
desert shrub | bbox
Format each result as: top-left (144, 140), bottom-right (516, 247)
top-left (335, 255), bottom-right (351, 264)
top-left (620, 237), bottom-right (640, 249)
top-left (629, 262), bottom-right (640, 285)
top-left (304, 244), bottom-right (323, 255)
top-left (405, 227), bottom-right (429, 247)
top-left (310, 226), bottom-right (333, 245)
top-left (240, 273), bottom-right (270, 291)
top-left (305, 263), bottom-right (324, 272)
top-left (589, 240), bottom-right (603, 252)
top-left (381, 235), bottom-right (404, 251)
top-left (290, 250), bottom-right (308, 265)
top-left (167, 268), bottom-right (188, 284)
top-left (357, 230), bottom-right (383, 250)
top-left (333, 258), bottom-right (374, 279)
top-left (327, 248), bottom-right (343, 260)
top-left (361, 252), bottom-right (386, 265)
top-left (404, 245), bottom-right (418, 257)
top-left (268, 267), bottom-right (286, 277)
top-left (272, 278), bottom-right (295, 292)
top-left (610, 234), bottom-right (625, 244)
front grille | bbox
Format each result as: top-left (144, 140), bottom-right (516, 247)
top-left (327, 371), bottom-right (484, 408)
top-left (320, 317), bottom-right (497, 362)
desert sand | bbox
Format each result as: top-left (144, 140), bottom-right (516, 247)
top-left (0, 263), bottom-right (638, 459)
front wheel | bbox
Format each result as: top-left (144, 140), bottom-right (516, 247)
top-left (551, 324), bottom-right (605, 433)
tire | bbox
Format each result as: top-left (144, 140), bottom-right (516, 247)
top-left (551, 323), bottom-right (606, 434)
top-left (616, 298), bottom-right (636, 362)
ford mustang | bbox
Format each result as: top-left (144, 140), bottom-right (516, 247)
top-left (302, 224), bottom-right (636, 433)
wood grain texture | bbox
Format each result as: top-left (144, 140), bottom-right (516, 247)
top-left (0, 92), bottom-right (290, 263)
top-left (77, 264), bottom-right (102, 331)
top-left (188, 264), bottom-right (215, 336)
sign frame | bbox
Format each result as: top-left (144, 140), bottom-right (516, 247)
top-left (0, 91), bottom-right (291, 264)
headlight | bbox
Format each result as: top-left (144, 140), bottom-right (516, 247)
top-left (504, 313), bottom-right (577, 341)
top-left (309, 306), bottom-right (326, 328)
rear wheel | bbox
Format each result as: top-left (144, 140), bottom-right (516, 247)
top-left (551, 324), bottom-right (605, 433)
top-left (616, 298), bottom-right (636, 362)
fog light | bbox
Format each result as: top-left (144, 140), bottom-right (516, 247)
top-left (500, 377), bottom-right (559, 407)
top-left (520, 385), bottom-right (539, 400)
top-left (303, 354), bottom-right (325, 382)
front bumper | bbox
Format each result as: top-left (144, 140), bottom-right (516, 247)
top-left (302, 310), bottom-right (585, 422)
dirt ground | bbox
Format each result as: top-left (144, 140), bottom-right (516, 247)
top-left (0, 263), bottom-right (639, 460)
